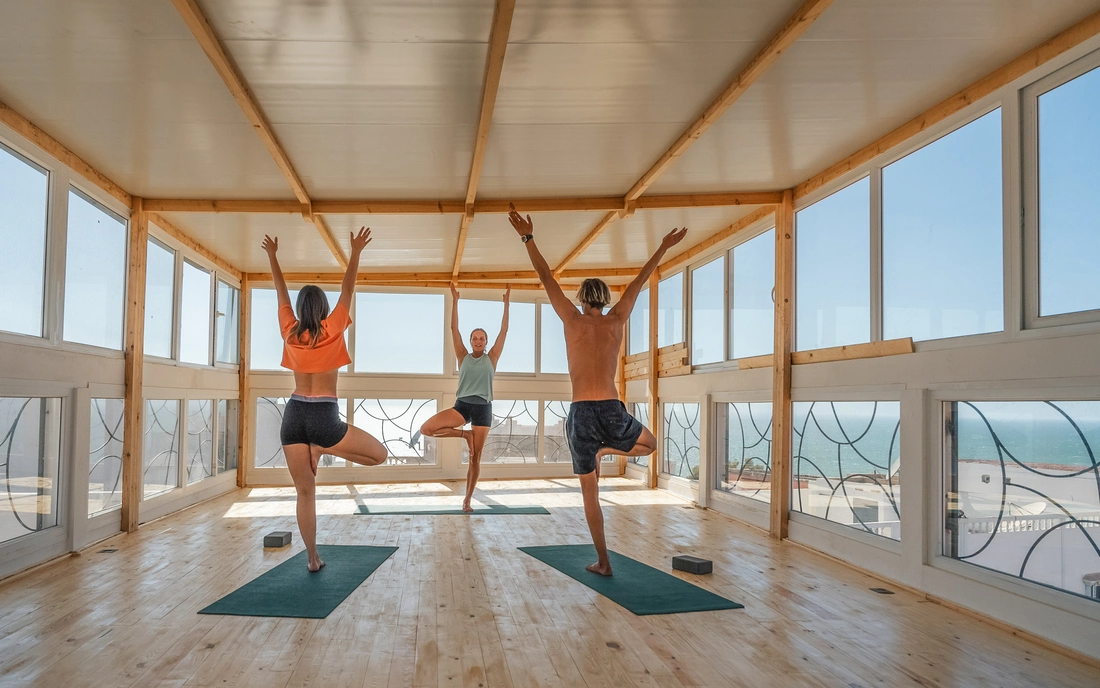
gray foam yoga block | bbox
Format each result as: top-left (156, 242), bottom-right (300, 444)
top-left (264, 531), bottom-right (292, 548)
top-left (672, 555), bottom-right (712, 575)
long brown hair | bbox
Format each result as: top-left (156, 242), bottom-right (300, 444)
top-left (290, 285), bottom-right (329, 348)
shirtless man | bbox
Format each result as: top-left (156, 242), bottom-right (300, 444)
top-left (509, 204), bottom-right (687, 575)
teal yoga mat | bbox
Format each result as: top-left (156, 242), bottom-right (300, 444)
top-left (519, 544), bottom-right (743, 615)
top-left (199, 545), bottom-right (397, 618)
top-left (356, 504), bottom-right (549, 515)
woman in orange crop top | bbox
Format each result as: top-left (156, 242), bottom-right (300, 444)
top-left (263, 227), bottom-right (387, 572)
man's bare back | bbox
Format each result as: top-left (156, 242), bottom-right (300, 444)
top-left (562, 309), bottom-right (626, 402)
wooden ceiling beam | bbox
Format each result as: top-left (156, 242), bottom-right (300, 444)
top-left (451, 0), bottom-right (516, 279)
top-left (148, 213), bottom-right (243, 280)
top-left (245, 267), bottom-right (642, 284)
top-left (553, 0), bottom-right (833, 274)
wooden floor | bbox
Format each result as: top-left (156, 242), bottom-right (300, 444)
top-left (0, 478), bottom-right (1097, 688)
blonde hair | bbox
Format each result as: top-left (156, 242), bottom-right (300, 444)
top-left (576, 279), bottom-right (611, 310)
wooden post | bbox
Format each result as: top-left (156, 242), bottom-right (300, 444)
top-left (237, 275), bottom-right (251, 489)
top-left (770, 190), bottom-right (795, 540)
top-left (647, 273), bottom-right (660, 489)
top-left (121, 198), bottom-right (148, 533)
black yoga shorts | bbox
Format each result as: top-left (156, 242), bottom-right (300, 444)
top-left (280, 396), bottom-right (348, 448)
top-left (565, 400), bottom-right (644, 475)
top-left (454, 396), bottom-right (493, 427)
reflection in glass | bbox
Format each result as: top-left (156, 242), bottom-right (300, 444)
top-left (458, 299), bottom-right (535, 373)
top-left (353, 399), bottom-right (437, 466)
top-left (716, 402), bottom-right (772, 502)
top-left (731, 230), bottom-right (774, 359)
top-left (251, 288), bottom-right (342, 371)
top-left (0, 398), bottom-right (61, 544)
top-left (64, 189), bottom-right (127, 349)
top-left (540, 304), bottom-right (570, 374)
top-left (0, 145), bottom-right (48, 337)
top-left (356, 293), bottom-right (443, 373)
top-left (796, 178), bottom-right (870, 350)
top-left (186, 400), bottom-right (214, 484)
top-left (657, 273), bottom-right (683, 348)
top-left (143, 400), bottom-right (180, 498)
top-left (945, 401), bottom-right (1100, 602)
top-left (663, 403), bottom-right (700, 479)
top-left (89, 398), bottom-right (124, 515)
top-left (217, 399), bottom-right (238, 472)
top-left (144, 239), bottom-right (175, 358)
top-left (883, 110), bottom-right (1003, 341)
top-left (628, 287), bottom-right (649, 356)
top-left (180, 262), bottom-right (212, 365)
top-left (215, 281), bottom-right (240, 364)
top-left (793, 401), bottom-right (901, 540)
top-left (465, 400), bottom-right (539, 464)
top-left (691, 257), bottom-right (724, 364)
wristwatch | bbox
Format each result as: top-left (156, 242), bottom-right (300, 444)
top-left (521, 234), bottom-right (533, 243)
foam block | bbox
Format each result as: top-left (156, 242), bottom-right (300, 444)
top-left (264, 531), bottom-right (292, 548)
top-left (672, 555), bottom-right (712, 575)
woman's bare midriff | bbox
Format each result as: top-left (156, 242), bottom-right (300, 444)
top-left (292, 369), bottom-right (340, 397)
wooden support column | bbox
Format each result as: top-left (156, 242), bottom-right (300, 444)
top-left (647, 273), bottom-right (660, 488)
top-left (770, 190), bottom-right (795, 540)
top-left (237, 275), bottom-right (251, 489)
top-left (121, 198), bottom-right (148, 533)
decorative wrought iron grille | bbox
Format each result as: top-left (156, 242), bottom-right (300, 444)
top-left (464, 400), bottom-right (538, 464)
top-left (354, 399), bottom-right (437, 466)
top-left (716, 402), bottom-right (772, 502)
top-left (186, 399), bottom-right (214, 484)
top-left (663, 403), bottom-right (700, 479)
top-left (89, 398), bottom-right (124, 515)
top-left (0, 397), bottom-right (60, 544)
top-left (143, 399), bottom-right (180, 498)
top-left (629, 403), bottom-right (650, 467)
top-left (543, 401), bottom-right (571, 463)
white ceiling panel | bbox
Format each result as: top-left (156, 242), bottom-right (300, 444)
top-left (461, 210), bottom-right (609, 272)
top-left (0, 0), bottom-right (293, 199)
top-left (326, 214), bottom-right (458, 271)
top-left (651, 0), bottom-right (1100, 194)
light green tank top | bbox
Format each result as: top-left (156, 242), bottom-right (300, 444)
top-left (455, 353), bottom-right (494, 402)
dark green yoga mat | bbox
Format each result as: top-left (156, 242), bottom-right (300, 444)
top-left (519, 544), bottom-right (743, 615)
top-left (356, 504), bottom-right (549, 515)
top-left (199, 545), bottom-right (397, 618)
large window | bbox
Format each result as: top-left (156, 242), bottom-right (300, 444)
top-left (793, 401), bottom-right (901, 540)
top-left (356, 292), bottom-right (443, 374)
top-left (945, 401), bottom-right (1100, 602)
top-left (0, 144), bottom-right (48, 338)
top-left (179, 262), bottom-right (212, 365)
top-left (657, 274), bottom-right (683, 348)
top-left (716, 402), bottom-right (772, 502)
top-left (731, 229), bottom-right (774, 359)
top-left (1035, 63), bottom-right (1100, 318)
top-left (215, 280), bottom-right (240, 364)
top-left (663, 402), bottom-right (700, 480)
top-left (691, 257), bottom-right (724, 365)
top-left (457, 299), bottom-right (536, 373)
top-left (796, 178), bottom-right (871, 350)
top-left (250, 288), bottom-right (340, 370)
top-left (628, 286), bottom-right (649, 356)
top-left (89, 398), bottom-right (124, 516)
top-left (0, 398), bottom-right (62, 544)
top-left (144, 239), bottom-right (175, 359)
top-left (540, 304), bottom-right (569, 374)
top-left (64, 189), bottom-right (127, 349)
top-left (143, 400), bottom-right (180, 498)
top-left (883, 110), bottom-right (1003, 341)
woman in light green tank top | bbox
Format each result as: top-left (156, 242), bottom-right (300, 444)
top-left (419, 285), bottom-right (510, 511)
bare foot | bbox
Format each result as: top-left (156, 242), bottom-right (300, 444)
top-left (308, 559), bottom-right (326, 573)
top-left (462, 501), bottom-right (474, 513)
top-left (586, 562), bottom-right (613, 577)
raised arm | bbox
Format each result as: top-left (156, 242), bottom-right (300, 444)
top-left (338, 227), bottom-right (371, 313)
top-left (508, 204), bottom-right (576, 321)
top-left (609, 227), bottom-right (688, 320)
top-left (449, 283), bottom-right (469, 364)
top-left (487, 285), bottom-right (511, 367)
top-left (262, 235), bottom-right (291, 309)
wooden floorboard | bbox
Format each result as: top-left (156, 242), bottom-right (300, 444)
top-left (0, 478), bottom-right (1097, 688)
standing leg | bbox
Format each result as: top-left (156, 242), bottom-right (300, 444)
top-left (579, 469), bottom-right (611, 576)
top-left (284, 443), bottom-right (324, 572)
top-left (462, 426), bottom-right (490, 512)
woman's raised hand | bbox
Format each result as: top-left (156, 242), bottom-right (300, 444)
top-left (262, 235), bottom-right (279, 255)
top-left (450, 282), bottom-right (460, 301)
top-left (503, 285), bottom-right (511, 304)
top-left (350, 226), bottom-right (372, 254)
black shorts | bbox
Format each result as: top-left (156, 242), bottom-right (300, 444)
top-left (280, 396), bottom-right (348, 448)
top-left (454, 396), bottom-right (493, 427)
top-left (566, 400), bottom-right (644, 475)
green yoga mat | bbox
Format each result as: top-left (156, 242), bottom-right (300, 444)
top-left (356, 504), bottom-right (549, 515)
top-left (519, 544), bottom-right (742, 615)
top-left (199, 545), bottom-right (397, 618)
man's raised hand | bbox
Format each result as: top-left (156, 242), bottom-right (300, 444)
top-left (508, 203), bottom-right (533, 237)
top-left (262, 235), bottom-right (279, 255)
top-left (661, 227), bottom-right (688, 251)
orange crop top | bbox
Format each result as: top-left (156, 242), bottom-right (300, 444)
top-left (279, 302), bottom-right (352, 373)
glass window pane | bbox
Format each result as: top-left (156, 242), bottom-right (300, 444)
top-left (1038, 66), bottom-right (1100, 316)
top-left (731, 229), bottom-right (775, 358)
top-left (144, 239), bottom-right (175, 358)
top-left (352, 399), bottom-right (437, 466)
top-left (796, 178), bottom-right (871, 350)
top-left (540, 304), bottom-right (570, 374)
top-left (691, 257), bottom-right (724, 364)
top-left (89, 398), bottom-right (124, 516)
top-left (465, 400), bottom-right (539, 464)
top-left (716, 402), bottom-right (772, 502)
top-left (626, 403), bottom-right (650, 467)
top-left (946, 401), bottom-right (1100, 602)
top-left (250, 288), bottom-right (341, 370)
top-left (64, 190), bottom-right (126, 349)
top-left (793, 401), bottom-right (901, 540)
top-left (186, 400), bottom-right (214, 485)
top-left (543, 401), bottom-right (571, 463)
top-left (0, 144), bottom-right (48, 337)
top-left (180, 262), bottom-right (212, 365)
top-left (215, 281), bottom-right (240, 364)
top-left (657, 273), bottom-right (683, 348)
top-left (217, 399), bottom-right (238, 472)
top-left (0, 398), bottom-right (62, 543)
top-left (662, 403), bottom-right (700, 479)
top-left (143, 400), bottom-right (180, 498)
top-left (457, 299), bottom-right (535, 373)
top-left (883, 110), bottom-right (1003, 341)
top-left (355, 293), bottom-right (443, 374)
top-left (628, 287), bottom-right (649, 356)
